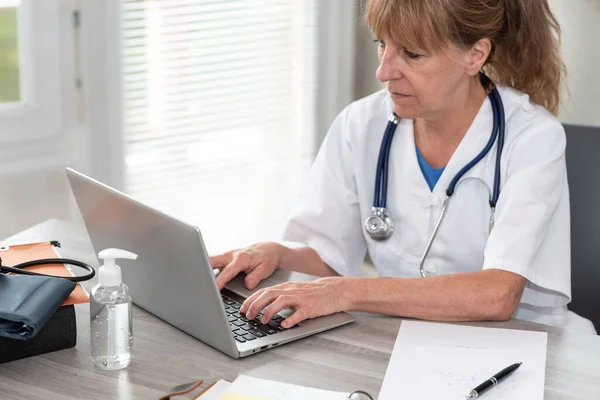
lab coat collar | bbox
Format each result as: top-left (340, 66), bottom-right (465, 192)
top-left (417, 96), bottom-right (494, 199)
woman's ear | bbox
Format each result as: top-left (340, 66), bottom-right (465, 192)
top-left (465, 38), bottom-right (492, 76)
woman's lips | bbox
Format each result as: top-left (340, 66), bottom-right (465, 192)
top-left (390, 91), bottom-right (411, 100)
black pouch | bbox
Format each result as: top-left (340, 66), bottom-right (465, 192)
top-left (0, 304), bottom-right (77, 363)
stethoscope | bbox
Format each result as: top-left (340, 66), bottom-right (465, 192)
top-left (347, 391), bottom-right (373, 400)
top-left (0, 241), bottom-right (96, 282)
top-left (364, 73), bottom-right (505, 278)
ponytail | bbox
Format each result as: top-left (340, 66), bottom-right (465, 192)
top-left (484, 0), bottom-right (565, 115)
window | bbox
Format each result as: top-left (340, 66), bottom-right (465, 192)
top-left (120, 0), bottom-right (319, 253)
top-left (0, 0), bottom-right (20, 104)
top-left (0, 0), bottom-right (76, 173)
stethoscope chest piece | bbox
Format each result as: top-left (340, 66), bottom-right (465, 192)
top-left (364, 207), bottom-right (394, 240)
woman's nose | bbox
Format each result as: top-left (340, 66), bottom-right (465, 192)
top-left (376, 48), bottom-right (403, 83)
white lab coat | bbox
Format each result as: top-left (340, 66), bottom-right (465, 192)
top-left (282, 86), bottom-right (596, 334)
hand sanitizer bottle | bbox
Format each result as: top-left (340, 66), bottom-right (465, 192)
top-left (90, 248), bottom-right (137, 370)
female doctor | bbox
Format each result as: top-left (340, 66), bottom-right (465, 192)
top-left (210, 0), bottom-right (596, 333)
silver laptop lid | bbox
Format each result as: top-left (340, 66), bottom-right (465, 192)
top-left (66, 168), bottom-right (239, 358)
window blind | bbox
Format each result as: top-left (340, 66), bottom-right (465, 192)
top-left (121, 0), bottom-right (319, 253)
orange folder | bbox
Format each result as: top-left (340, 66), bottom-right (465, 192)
top-left (0, 241), bottom-right (90, 306)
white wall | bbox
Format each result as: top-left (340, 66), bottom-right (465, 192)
top-left (354, 7), bottom-right (383, 100)
top-left (353, 0), bottom-right (600, 128)
top-left (550, 0), bottom-right (600, 127)
top-left (0, 168), bottom-right (73, 239)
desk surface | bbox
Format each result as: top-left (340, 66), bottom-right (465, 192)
top-left (0, 219), bottom-right (599, 399)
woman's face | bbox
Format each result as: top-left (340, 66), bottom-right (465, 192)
top-left (375, 34), bottom-right (473, 120)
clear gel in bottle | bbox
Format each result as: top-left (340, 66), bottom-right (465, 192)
top-left (90, 248), bottom-right (137, 370)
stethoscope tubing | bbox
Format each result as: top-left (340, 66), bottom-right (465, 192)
top-left (0, 258), bottom-right (96, 282)
top-left (491, 87), bottom-right (506, 206)
top-left (373, 114), bottom-right (399, 208)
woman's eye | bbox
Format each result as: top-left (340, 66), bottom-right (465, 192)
top-left (374, 39), bottom-right (385, 48)
top-left (405, 50), bottom-right (421, 59)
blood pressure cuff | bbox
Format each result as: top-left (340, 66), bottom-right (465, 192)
top-left (0, 274), bottom-right (75, 341)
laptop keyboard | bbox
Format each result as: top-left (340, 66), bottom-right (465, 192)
top-left (221, 288), bottom-right (297, 343)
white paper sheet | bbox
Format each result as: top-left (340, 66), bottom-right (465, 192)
top-left (379, 321), bottom-right (547, 400)
top-left (216, 375), bottom-right (351, 400)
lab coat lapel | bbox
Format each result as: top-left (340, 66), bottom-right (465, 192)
top-left (402, 119), bottom-right (433, 195)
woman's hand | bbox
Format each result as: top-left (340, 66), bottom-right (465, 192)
top-left (209, 242), bottom-right (284, 290)
top-left (239, 277), bottom-right (350, 328)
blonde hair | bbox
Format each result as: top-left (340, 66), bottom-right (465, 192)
top-left (365, 0), bottom-right (565, 115)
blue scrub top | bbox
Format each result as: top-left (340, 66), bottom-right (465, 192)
top-left (415, 146), bottom-right (445, 191)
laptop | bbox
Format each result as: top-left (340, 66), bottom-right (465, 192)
top-left (66, 168), bottom-right (355, 358)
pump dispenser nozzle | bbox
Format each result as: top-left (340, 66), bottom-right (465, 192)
top-left (97, 248), bottom-right (137, 287)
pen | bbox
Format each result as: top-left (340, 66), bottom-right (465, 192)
top-left (466, 362), bottom-right (522, 399)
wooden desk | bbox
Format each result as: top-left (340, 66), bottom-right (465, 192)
top-left (0, 219), bottom-right (599, 399)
